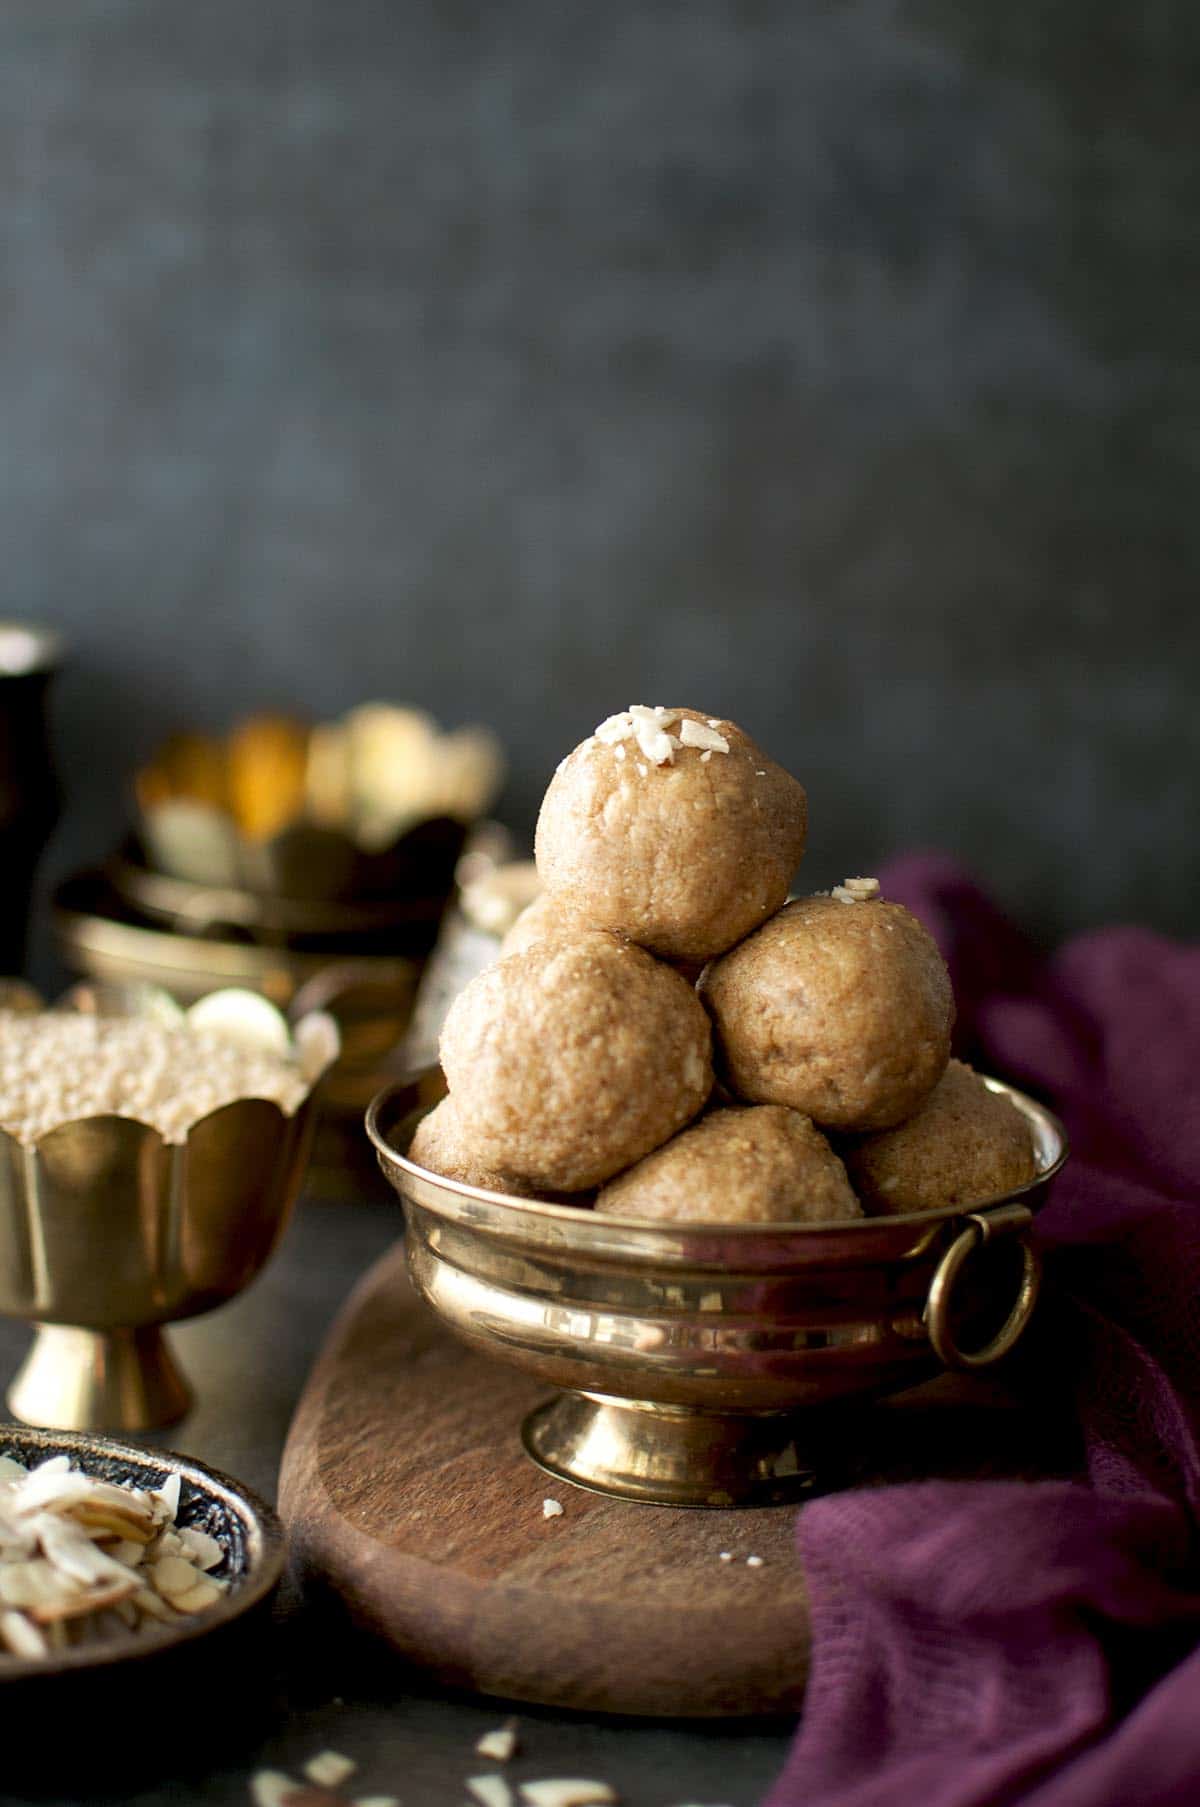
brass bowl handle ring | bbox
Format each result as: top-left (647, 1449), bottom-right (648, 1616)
top-left (924, 1203), bottom-right (1042, 1371)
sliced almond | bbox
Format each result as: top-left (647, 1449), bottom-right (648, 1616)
top-left (476, 1718), bottom-right (520, 1761)
top-left (169, 1577), bottom-right (225, 1614)
top-left (151, 1554), bottom-right (203, 1599)
top-left (153, 1472), bottom-right (182, 1520)
top-left (14, 1468), bottom-right (141, 1516)
top-left (66, 1504), bottom-right (158, 1543)
top-left (468, 1777), bottom-right (514, 1807)
top-left (37, 1518), bottom-right (141, 1590)
top-left (595, 705), bottom-right (682, 766)
top-left (520, 1783), bottom-right (618, 1807)
top-left (28, 1456), bottom-right (69, 1478)
top-left (131, 1586), bottom-right (175, 1623)
top-left (593, 713), bottom-right (634, 745)
top-left (177, 1525), bottom-right (224, 1571)
top-left (678, 719), bottom-right (729, 754)
top-left (0, 1608), bottom-right (46, 1659)
top-left (248, 1772), bottom-right (301, 1807)
top-left (0, 1558), bottom-right (70, 1611)
top-left (29, 1573), bottom-right (139, 1624)
top-left (109, 1538), bottom-right (147, 1567)
top-left (303, 1750), bottom-right (357, 1788)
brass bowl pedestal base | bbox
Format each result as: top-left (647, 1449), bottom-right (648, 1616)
top-left (7, 1324), bottom-right (193, 1433)
top-left (369, 1073), bottom-right (1068, 1510)
top-left (523, 1392), bottom-right (822, 1507)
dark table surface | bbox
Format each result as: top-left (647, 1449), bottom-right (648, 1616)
top-left (0, 1191), bottom-right (792, 1807)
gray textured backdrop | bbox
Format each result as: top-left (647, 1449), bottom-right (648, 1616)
top-left (5, 0), bottom-right (1197, 943)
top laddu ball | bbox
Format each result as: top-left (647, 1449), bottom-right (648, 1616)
top-left (534, 707), bottom-right (808, 964)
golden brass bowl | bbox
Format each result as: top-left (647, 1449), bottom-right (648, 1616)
top-left (106, 845), bottom-right (459, 942)
top-left (52, 870), bottom-right (427, 1007)
top-left (0, 986), bottom-right (339, 1434)
top-left (134, 706), bottom-right (504, 900)
top-left (367, 1071), bottom-right (1068, 1507)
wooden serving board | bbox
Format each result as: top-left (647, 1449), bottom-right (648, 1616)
top-left (279, 1241), bottom-right (1072, 1718)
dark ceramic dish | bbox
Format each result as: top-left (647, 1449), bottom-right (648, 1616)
top-left (0, 1425), bottom-right (285, 1682)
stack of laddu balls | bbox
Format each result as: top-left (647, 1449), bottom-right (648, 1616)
top-left (413, 707), bottom-right (1037, 1223)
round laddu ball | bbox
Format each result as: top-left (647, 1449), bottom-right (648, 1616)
top-left (534, 707), bottom-right (808, 963)
top-left (499, 890), bottom-right (590, 959)
top-left (700, 891), bottom-right (954, 1132)
top-left (408, 1096), bottom-right (535, 1198)
top-left (844, 1060), bottom-right (1038, 1214)
top-left (596, 1105), bottom-right (863, 1225)
top-left (501, 891), bottom-right (704, 986)
top-left (439, 931), bottom-right (713, 1191)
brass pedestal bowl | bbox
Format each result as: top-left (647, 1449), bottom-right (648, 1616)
top-left (367, 1072), bottom-right (1068, 1507)
top-left (0, 986), bottom-right (339, 1433)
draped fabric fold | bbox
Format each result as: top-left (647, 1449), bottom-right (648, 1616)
top-left (766, 856), bottom-right (1200, 1807)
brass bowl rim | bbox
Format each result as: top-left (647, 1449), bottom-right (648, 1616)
top-left (0, 985), bottom-right (340, 1154)
top-left (0, 1093), bottom-right (316, 1160)
top-left (366, 1071), bottom-right (1069, 1264)
top-left (53, 871), bottom-right (424, 997)
top-left (0, 1425), bottom-right (284, 1682)
top-left (107, 849), bottom-right (453, 938)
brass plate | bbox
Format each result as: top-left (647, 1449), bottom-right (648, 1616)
top-left (107, 850), bottom-right (450, 942)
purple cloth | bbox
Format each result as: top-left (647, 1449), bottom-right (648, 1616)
top-left (766, 854), bottom-right (1200, 1807)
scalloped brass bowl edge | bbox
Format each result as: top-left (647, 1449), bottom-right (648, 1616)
top-left (0, 986), bottom-right (341, 1431)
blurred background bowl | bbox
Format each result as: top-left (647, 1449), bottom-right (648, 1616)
top-left (132, 705), bottom-right (504, 901)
